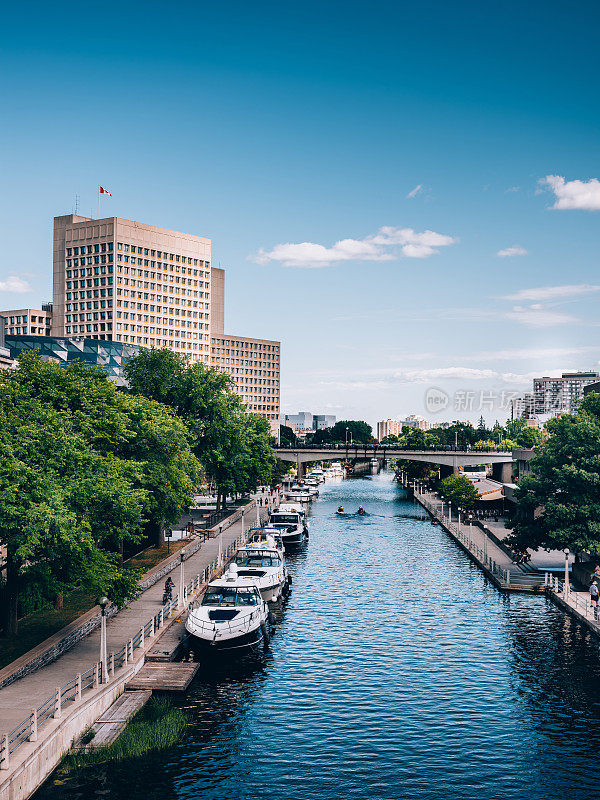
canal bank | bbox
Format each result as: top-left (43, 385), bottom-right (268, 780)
top-left (0, 497), bottom-right (275, 800)
top-left (32, 472), bottom-right (600, 800)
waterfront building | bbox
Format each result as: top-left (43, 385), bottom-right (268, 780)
top-left (5, 335), bottom-right (139, 386)
top-left (282, 412), bottom-right (336, 433)
top-left (512, 372), bottom-right (600, 421)
top-left (1, 306), bottom-right (52, 337)
top-left (313, 414), bottom-right (336, 430)
top-left (52, 214), bottom-right (212, 361)
top-left (209, 264), bottom-right (280, 437)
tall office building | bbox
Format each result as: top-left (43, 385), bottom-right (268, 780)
top-left (209, 267), bottom-right (280, 437)
top-left (53, 214), bottom-right (212, 362)
top-left (4, 214), bottom-right (280, 433)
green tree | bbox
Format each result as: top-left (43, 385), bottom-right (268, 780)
top-left (124, 348), bottom-right (275, 511)
top-left (509, 395), bottom-right (600, 552)
top-left (280, 424), bottom-right (298, 446)
top-left (329, 420), bottom-right (373, 444)
top-left (0, 351), bottom-right (202, 634)
top-left (439, 474), bottom-right (480, 509)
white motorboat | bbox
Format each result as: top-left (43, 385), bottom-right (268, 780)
top-left (278, 503), bottom-right (309, 533)
top-left (233, 537), bottom-right (290, 602)
top-left (293, 481), bottom-right (319, 497)
top-left (247, 526), bottom-right (285, 555)
top-left (185, 565), bottom-right (273, 654)
top-left (285, 486), bottom-right (313, 504)
top-left (268, 508), bottom-right (307, 546)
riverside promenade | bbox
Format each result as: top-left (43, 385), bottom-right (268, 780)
top-left (404, 481), bottom-right (545, 592)
top-left (0, 493), bottom-right (278, 800)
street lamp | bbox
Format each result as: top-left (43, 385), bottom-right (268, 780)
top-left (99, 597), bottom-right (109, 684)
top-left (345, 427), bottom-right (349, 445)
top-left (179, 550), bottom-right (186, 608)
top-left (563, 548), bottom-right (570, 598)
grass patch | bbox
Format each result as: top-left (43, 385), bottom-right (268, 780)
top-left (124, 539), bottom-right (189, 572)
top-left (64, 697), bottom-right (187, 770)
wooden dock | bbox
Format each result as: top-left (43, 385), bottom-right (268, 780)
top-left (84, 690), bottom-right (151, 748)
top-left (126, 662), bottom-right (200, 692)
top-left (146, 620), bottom-right (188, 662)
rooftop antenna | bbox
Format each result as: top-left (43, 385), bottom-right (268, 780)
top-left (74, 194), bottom-right (80, 214)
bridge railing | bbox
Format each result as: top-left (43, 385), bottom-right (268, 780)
top-left (275, 444), bottom-right (513, 454)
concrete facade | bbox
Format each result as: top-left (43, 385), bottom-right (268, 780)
top-left (0, 308), bottom-right (51, 337)
top-left (211, 333), bottom-right (280, 436)
top-left (53, 215), bottom-right (212, 363)
top-left (208, 267), bottom-right (280, 437)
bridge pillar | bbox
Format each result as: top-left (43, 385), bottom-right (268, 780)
top-left (492, 461), bottom-right (513, 483)
top-left (296, 460), bottom-right (305, 480)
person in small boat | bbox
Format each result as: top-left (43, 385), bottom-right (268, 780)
top-left (357, 507), bottom-right (366, 515)
top-left (337, 506), bottom-right (345, 514)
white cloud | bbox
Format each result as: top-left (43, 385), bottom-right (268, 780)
top-left (0, 276), bottom-right (32, 293)
top-left (502, 284), bottom-right (600, 301)
top-left (406, 184), bottom-right (423, 198)
top-left (468, 345), bottom-right (599, 362)
top-left (542, 174), bottom-right (600, 211)
top-left (505, 304), bottom-right (577, 328)
top-left (319, 367), bottom-right (534, 389)
top-left (505, 186), bottom-right (520, 193)
top-left (252, 225), bottom-right (457, 268)
top-left (497, 244), bottom-right (528, 258)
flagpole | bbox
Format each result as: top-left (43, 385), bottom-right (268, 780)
top-left (97, 186), bottom-right (100, 220)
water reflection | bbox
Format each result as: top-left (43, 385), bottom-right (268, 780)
top-left (35, 473), bottom-right (600, 800)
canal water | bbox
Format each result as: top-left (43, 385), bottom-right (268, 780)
top-left (37, 473), bottom-right (600, 800)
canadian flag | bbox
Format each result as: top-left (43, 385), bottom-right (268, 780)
top-left (99, 186), bottom-right (111, 196)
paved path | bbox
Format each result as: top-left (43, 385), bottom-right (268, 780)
top-left (418, 490), bottom-right (518, 574)
top-left (0, 493), bottom-right (279, 738)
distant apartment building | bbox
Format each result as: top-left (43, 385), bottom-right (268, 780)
top-left (377, 414), bottom-right (430, 440)
top-left (282, 412), bottom-right (336, 432)
top-left (2, 306), bottom-right (52, 337)
top-left (377, 419), bottom-right (402, 441)
top-left (512, 371), bottom-right (600, 421)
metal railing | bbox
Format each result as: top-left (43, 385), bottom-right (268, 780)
top-left (546, 575), bottom-right (600, 623)
top-left (0, 526), bottom-right (252, 770)
top-left (418, 495), bottom-right (513, 585)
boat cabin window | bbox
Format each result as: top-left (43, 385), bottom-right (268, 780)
top-left (202, 587), bottom-right (259, 607)
top-left (235, 554), bottom-right (281, 567)
top-left (271, 514), bottom-right (299, 524)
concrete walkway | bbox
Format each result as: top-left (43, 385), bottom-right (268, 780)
top-left (0, 493), bottom-right (277, 740)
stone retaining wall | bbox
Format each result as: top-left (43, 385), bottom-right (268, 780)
top-left (0, 501), bottom-right (256, 690)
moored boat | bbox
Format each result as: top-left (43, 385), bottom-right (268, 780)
top-left (233, 537), bottom-right (290, 602)
top-left (185, 565), bottom-right (273, 654)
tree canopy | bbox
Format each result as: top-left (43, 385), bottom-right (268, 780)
top-left (438, 474), bottom-right (480, 509)
top-left (0, 352), bottom-right (201, 635)
top-left (124, 348), bottom-right (276, 509)
top-left (509, 395), bottom-right (600, 552)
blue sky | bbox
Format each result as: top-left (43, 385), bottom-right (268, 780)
top-left (1, 0), bottom-right (599, 428)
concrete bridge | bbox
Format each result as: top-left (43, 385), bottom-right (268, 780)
top-left (274, 446), bottom-right (514, 482)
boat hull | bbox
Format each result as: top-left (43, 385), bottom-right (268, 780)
top-left (187, 624), bottom-right (267, 655)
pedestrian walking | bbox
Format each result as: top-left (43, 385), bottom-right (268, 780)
top-left (590, 581), bottom-right (599, 617)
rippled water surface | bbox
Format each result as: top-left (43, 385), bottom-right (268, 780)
top-left (39, 474), bottom-right (600, 800)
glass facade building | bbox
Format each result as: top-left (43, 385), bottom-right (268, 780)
top-left (5, 336), bottom-right (140, 386)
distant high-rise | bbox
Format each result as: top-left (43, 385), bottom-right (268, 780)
top-left (512, 371), bottom-right (600, 421)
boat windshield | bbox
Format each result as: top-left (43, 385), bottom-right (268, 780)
top-left (235, 555), bottom-right (281, 567)
top-left (202, 587), bottom-right (259, 607)
top-left (271, 514), bottom-right (299, 524)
